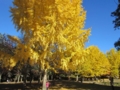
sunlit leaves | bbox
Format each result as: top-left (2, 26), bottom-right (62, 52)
top-left (106, 49), bottom-right (120, 77)
top-left (0, 51), bottom-right (16, 68)
top-left (83, 46), bottom-right (111, 77)
top-left (10, 0), bottom-right (91, 73)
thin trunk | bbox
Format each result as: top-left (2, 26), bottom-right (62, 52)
top-left (80, 77), bottom-right (83, 83)
top-left (47, 74), bottom-right (49, 80)
top-left (23, 75), bottom-right (27, 86)
top-left (76, 75), bottom-right (79, 82)
top-left (0, 74), bottom-right (2, 82)
top-left (20, 75), bottom-right (23, 82)
top-left (68, 75), bottom-right (71, 81)
top-left (40, 74), bottom-right (42, 81)
top-left (51, 75), bottom-right (53, 80)
top-left (42, 69), bottom-right (47, 90)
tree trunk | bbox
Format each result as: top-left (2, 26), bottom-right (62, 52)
top-left (51, 75), bottom-right (53, 80)
top-left (68, 75), bottom-right (71, 80)
top-left (0, 74), bottom-right (2, 82)
top-left (76, 75), bottom-right (79, 82)
top-left (23, 74), bottom-right (27, 86)
top-left (40, 73), bottom-right (42, 81)
top-left (47, 74), bottom-right (49, 80)
top-left (42, 69), bottom-right (47, 90)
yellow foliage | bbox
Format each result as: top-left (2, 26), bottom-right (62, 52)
top-left (0, 51), bottom-right (16, 68)
top-left (10, 0), bottom-right (90, 72)
top-left (83, 46), bottom-right (111, 77)
top-left (7, 35), bottom-right (20, 43)
top-left (106, 48), bottom-right (120, 77)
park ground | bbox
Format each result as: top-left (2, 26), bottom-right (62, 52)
top-left (0, 79), bottom-right (120, 90)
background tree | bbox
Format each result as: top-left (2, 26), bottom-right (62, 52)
top-left (111, 0), bottom-right (120, 51)
top-left (114, 38), bottom-right (120, 51)
top-left (106, 48), bottom-right (120, 77)
top-left (0, 33), bottom-right (16, 68)
top-left (84, 46), bottom-right (110, 77)
top-left (0, 33), bottom-right (15, 55)
top-left (111, 0), bottom-right (120, 29)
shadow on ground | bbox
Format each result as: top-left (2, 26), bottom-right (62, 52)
top-left (0, 82), bottom-right (42, 90)
top-left (0, 80), bottom-right (120, 90)
top-left (49, 80), bottom-right (120, 90)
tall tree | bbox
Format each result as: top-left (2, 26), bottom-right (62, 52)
top-left (114, 38), bottom-right (120, 51)
top-left (84, 46), bottom-right (110, 77)
top-left (111, 0), bottom-right (120, 50)
top-left (111, 0), bottom-right (120, 29)
top-left (10, 0), bottom-right (90, 89)
top-left (106, 49), bottom-right (120, 77)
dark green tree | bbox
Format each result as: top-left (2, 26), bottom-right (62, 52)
top-left (111, 0), bottom-right (120, 51)
top-left (111, 0), bottom-right (120, 29)
top-left (114, 38), bottom-right (120, 51)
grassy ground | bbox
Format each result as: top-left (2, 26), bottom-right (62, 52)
top-left (0, 79), bottom-right (120, 90)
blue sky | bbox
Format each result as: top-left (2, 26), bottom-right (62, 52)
top-left (83, 0), bottom-right (120, 53)
top-left (0, 0), bottom-right (120, 53)
top-left (0, 0), bottom-right (19, 36)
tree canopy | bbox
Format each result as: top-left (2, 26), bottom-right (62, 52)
top-left (106, 48), bottom-right (120, 77)
top-left (9, 1), bottom-right (91, 89)
top-left (111, 0), bottom-right (120, 29)
top-left (10, 0), bottom-right (90, 71)
top-left (114, 38), bottom-right (120, 51)
top-left (111, 0), bottom-right (120, 51)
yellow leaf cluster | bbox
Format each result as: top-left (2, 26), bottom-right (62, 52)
top-left (0, 51), bottom-right (16, 68)
top-left (80, 46), bottom-right (111, 77)
top-left (106, 49), bottom-right (120, 77)
top-left (10, 0), bottom-right (91, 72)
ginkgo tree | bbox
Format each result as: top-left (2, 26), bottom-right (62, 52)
top-left (86, 46), bottom-right (111, 77)
top-left (10, 0), bottom-right (90, 89)
top-left (106, 49), bottom-right (120, 78)
top-left (74, 46), bottom-right (111, 78)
